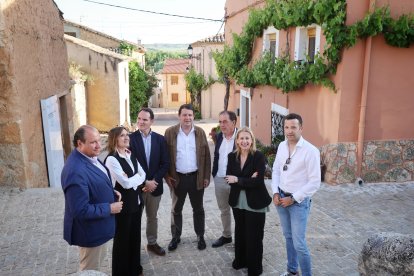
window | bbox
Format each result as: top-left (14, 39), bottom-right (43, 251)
top-left (271, 103), bottom-right (289, 146)
top-left (294, 25), bottom-right (321, 63)
top-left (240, 89), bottom-right (251, 128)
top-left (171, 76), bottom-right (178, 85)
top-left (171, 93), bottom-right (179, 102)
top-left (307, 28), bottom-right (316, 62)
top-left (263, 26), bottom-right (279, 61)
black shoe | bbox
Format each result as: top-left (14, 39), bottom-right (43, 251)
top-left (168, 237), bottom-right (181, 251)
top-left (232, 259), bottom-right (247, 270)
top-left (212, 236), bottom-right (232, 248)
top-left (197, 236), bottom-right (206, 250)
top-left (147, 243), bottom-right (166, 256)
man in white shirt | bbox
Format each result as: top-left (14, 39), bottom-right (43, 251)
top-left (271, 113), bottom-right (321, 276)
top-left (164, 104), bottom-right (211, 251)
top-left (211, 111), bottom-right (237, 248)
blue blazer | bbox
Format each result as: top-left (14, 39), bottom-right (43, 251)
top-left (61, 149), bottom-right (116, 247)
top-left (129, 130), bottom-right (170, 197)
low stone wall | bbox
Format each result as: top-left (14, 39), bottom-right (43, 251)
top-left (320, 142), bottom-right (357, 184)
top-left (362, 140), bottom-right (414, 183)
top-left (321, 139), bottom-right (414, 184)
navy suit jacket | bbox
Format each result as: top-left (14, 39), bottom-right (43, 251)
top-left (61, 149), bottom-right (116, 247)
top-left (129, 130), bottom-right (170, 197)
top-left (212, 130), bottom-right (237, 177)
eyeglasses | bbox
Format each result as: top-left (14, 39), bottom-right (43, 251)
top-left (283, 157), bottom-right (291, 171)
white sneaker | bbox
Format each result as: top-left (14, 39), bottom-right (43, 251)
top-left (280, 272), bottom-right (299, 276)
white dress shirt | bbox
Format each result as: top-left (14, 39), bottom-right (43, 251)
top-left (105, 150), bottom-right (146, 192)
top-left (271, 136), bottom-right (321, 203)
top-left (217, 130), bottom-right (236, 177)
top-left (176, 125), bottom-right (198, 174)
top-left (78, 149), bottom-right (109, 179)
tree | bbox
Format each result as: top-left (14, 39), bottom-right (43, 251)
top-left (185, 68), bottom-right (206, 112)
top-left (185, 68), bottom-right (215, 119)
top-left (129, 61), bottom-right (156, 120)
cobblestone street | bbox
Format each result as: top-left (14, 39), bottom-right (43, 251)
top-left (1, 180), bottom-right (413, 275)
top-left (1, 113), bottom-right (413, 275)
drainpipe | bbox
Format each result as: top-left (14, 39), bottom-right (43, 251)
top-left (356, 0), bottom-right (376, 184)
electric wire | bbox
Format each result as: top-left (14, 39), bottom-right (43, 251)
top-left (82, 0), bottom-right (223, 22)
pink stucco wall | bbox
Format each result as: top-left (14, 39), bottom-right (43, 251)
top-left (225, 0), bottom-right (414, 147)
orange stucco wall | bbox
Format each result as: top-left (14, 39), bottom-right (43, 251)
top-left (225, 0), bottom-right (414, 147)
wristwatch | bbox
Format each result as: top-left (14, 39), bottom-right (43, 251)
top-left (290, 195), bottom-right (296, 203)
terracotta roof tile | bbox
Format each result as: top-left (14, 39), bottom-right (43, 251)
top-left (161, 59), bottom-right (190, 74)
top-left (195, 33), bottom-right (225, 44)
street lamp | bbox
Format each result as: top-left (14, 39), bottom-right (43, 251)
top-left (187, 44), bottom-right (201, 60)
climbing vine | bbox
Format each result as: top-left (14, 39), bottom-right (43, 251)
top-left (214, 0), bottom-right (414, 92)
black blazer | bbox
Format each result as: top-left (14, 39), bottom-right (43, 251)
top-left (129, 131), bottom-right (170, 197)
top-left (227, 151), bottom-right (272, 210)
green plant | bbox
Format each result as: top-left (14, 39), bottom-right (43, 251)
top-left (184, 68), bottom-right (216, 113)
top-left (214, 0), bottom-right (414, 92)
top-left (119, 41), bottom-right (135, 56)
top-left (129, 61), bottom-right (157, 120)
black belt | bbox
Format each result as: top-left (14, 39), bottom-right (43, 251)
top-left (177, 171), bottom-right (198, 176)
top-left (279, 188), bottom-right (292, 197)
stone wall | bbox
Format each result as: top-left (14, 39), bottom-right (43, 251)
top-left (321, 139), bottom-right (414, 184)
top-left (362, 140), bottom-right (414, 183)
top-left (0, 0), bottom-right (70, 188)
top-left (65, 35), bottom-right (130, 131)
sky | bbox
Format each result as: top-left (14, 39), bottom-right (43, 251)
top-left (54, 0), bottom-right (226, 45)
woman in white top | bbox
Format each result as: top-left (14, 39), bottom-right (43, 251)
top-left (105, 126), bottom-right (146, 276)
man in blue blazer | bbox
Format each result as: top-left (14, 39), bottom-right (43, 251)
top-left (129, 108), bottom-right (170, 256)
top-left (61, 125), bottom-right (123, 272)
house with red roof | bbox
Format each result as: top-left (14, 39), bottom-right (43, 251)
top-left (158, 59), bottom-right (190, 108)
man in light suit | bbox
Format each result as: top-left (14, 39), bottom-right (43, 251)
top-left (61, 125), bottom-right (123, 272)
top-left (129, 108), bottom-right (170, 256)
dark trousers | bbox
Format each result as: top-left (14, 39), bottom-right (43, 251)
top-left (171, 173), bottom-right (205, 238)
top-left (112, 207), bottom-right (142, 276)
top-left (233, 207), bottom-right (266, 276)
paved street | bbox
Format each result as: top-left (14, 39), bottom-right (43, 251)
top-left (1, 110), bottom-right (413, 275)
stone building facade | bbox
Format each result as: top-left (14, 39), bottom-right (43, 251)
top-left (0, 0), bottom-right (71, 188)
top-left (64, 20), bottom-right (146, 68)
top-left (65, 34), bottom-right (130, 131)
top-left (190, 34), bottom-right (226, 119)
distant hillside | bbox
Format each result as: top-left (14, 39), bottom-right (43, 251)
top-left (144, 44), bottom-right (187, 53)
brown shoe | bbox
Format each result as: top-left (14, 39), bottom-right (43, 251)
top-left (147, 243), bottom-right (166, 256)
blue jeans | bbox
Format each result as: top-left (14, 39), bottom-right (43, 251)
top-left (276, 197), bottom-right (312, 276)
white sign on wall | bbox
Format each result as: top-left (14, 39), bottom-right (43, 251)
top-left (41, 95), bottom-right (65, 188)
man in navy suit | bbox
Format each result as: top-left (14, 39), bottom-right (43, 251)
top-left (61, 125), bottom-right (123, 272)
top-left (129, 108), bottom-right (170, 256)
